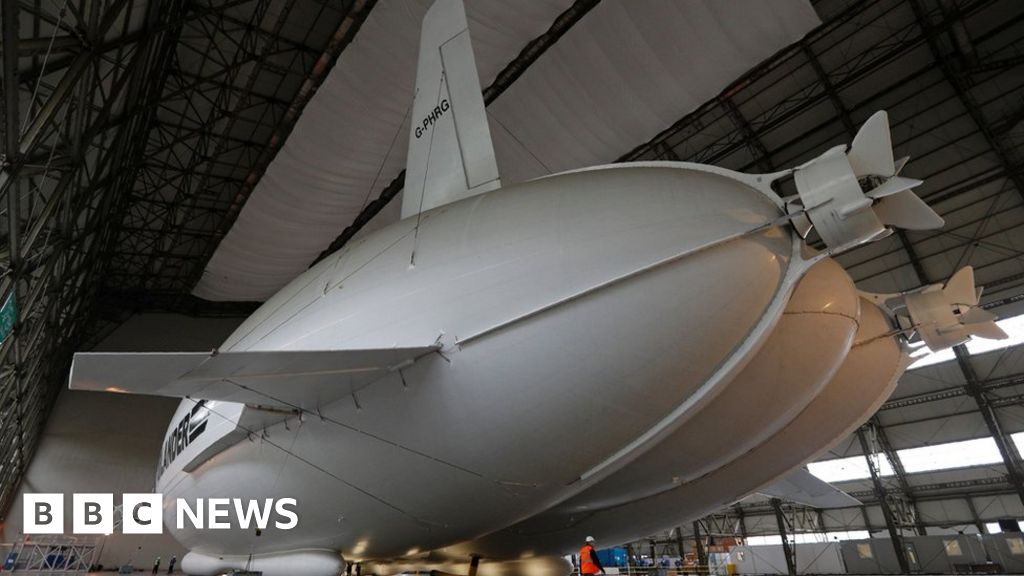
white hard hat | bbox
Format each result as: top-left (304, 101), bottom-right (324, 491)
top-left (586, 536), bottom-right (596, 543)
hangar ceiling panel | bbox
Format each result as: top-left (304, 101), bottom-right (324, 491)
top-left (903, 466), bottom-right (1011, 491)
top-left (888, 363), bottom-right (966, 399)
top-left (193, 0), bottom-right (820, 301)
top-left (971, 346), bottom-right (1024, 380)
top-left (879, 412), bottom-right (993, 449)
top-left (973, 494), bottom-right (1024, 520)
top-left (877, 395), bottom-right (978, 430)
top-left (916, 499), bottom-right (974, 525)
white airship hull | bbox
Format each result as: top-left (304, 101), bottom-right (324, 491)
top-left (453, 282), bottom-right (907, 561)
top-left (67, 2), bottom-right (967, 572)
top-left (158, 164), bottom-right (811, 559)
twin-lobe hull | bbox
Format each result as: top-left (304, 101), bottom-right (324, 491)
top-left (158, 163), bottom-right (894, 571)
top-left (453, 291), bottom-right (906, 561)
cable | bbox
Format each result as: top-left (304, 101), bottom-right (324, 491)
top-left (409, 74), bottom-right (447, 267)
top-left (179, 397), bottom-right (444, 528)
top-left (359, 102), bottom-right (413, 214)
top-left (218, 371), bottom-right (494, 483)
top-left (21, 0), bottom-right (71, 136)
top-left (487, 110), bottom-right (552, 174)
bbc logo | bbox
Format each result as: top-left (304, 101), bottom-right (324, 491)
top-left (24, 493), bottom-right (163, 535)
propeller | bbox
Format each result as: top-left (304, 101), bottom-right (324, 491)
top-left (903, 266), bottom-right (1009, 351)
top-left (787, 111), bottom-right (944, 252)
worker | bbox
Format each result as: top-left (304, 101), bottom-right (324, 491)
top-left (580, 536), bottom-right (605, 576)
top-left (168, 555), bottom-right (177, 573)
top-left (152, 556), bottom-right (161, 574)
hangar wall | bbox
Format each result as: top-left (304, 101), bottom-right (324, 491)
top-left (0, 313), bottom-right (244, 569)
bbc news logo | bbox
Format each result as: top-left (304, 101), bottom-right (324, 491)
top-left (24, 494), bottom-right (298, 535)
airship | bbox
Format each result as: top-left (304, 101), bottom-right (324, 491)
top-left (70, 0), bottom-right (1008, 575)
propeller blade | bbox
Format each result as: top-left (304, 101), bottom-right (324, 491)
top-left (969, 322), bottom-right (1009, 341)
top-left (849, 111), bottom-right (895, 177)
top-left (894, 156), bottom-right (910, 176)
top-left (961, 307), bottom-right (997, 325)
top-left (902, 266), bottom-right (1004, 351)
top-left (874, 190), bottom-right (944, 230)
top-left (866, 176), bottom-right (923, 200)
top-left (945, 266), bottom-right (978, 307)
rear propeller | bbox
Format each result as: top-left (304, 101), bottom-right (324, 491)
top-left (900, 266), bottom-right (1009, 351)
top-left (787, 111), bottom-right (944, 253)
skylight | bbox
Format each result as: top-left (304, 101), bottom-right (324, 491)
top-left (898, 437), bottom-right (1002, 473)
top-left (745, 531), bottom-right (870, 546)
top-left (746, 535), bottom-right (783, 546)
top-left (908, 313), bottom-right (1024, 370)
top-left (1010, 432), bottom-right (1024, 456)
top-left (808, 437), bottom-right (1005, 483)
top-left (807, 454), bottom-right (893, 483)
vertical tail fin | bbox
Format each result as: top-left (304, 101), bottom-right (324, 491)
top-left (402, 0), bottom-right (502, 219)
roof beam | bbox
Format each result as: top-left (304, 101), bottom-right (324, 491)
top-left (955, 345), bottom-right (1024, 508)
top-left (869, 417), bottom-right (927, 535)
top-left (1, 0), bottom-right (27, 491)
top-left (856, 426), bottom-right (912, 573)
top-left (908, 0), bottom-right (1024, 202)
top-left (165, 0), bottom-right (378, 294)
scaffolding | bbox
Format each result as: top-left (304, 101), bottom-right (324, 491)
top-left (4, 535), bottom-right (99, 573)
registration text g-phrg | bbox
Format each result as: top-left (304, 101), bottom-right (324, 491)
top-left (23, 494), bottom-right (298, 534)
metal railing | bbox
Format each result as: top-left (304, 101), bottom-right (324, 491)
top-left (3, 535), bottom-right (99, 574)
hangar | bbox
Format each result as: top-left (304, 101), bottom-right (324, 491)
top-left (0, 0), bottom-right (1023, 574)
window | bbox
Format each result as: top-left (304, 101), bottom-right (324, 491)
top-left (944, 540), bottom-right (963, 556)
top-left (857, 543), bottom-right (873, 559)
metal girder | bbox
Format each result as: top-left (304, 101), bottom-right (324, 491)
top-left (867, 418), bottom-right (928, 535)
top-left (692, 520), bottom-right (708, 571)
top-left (673, 525), bottom-right (686, 558)
top-left (965, 497), bottom-right (987, 533)
top-left (96, 0), bottom-right (377, 304)
top-left (2, 0), bottom-right (26, 490)
top-left (881, 370), bottom-right (1024, 410)
top-left (955, 346), bottom-right (1024, 507)
top-left (721, 96), bottom-right (774, 172)
top-left (908, 0), bottom-right (1024, 202)
top-left (856, 426), bottom-right (912, 573)
top-left (770, 498), bottom-right (797, 576)
top-left (0, 0), bottom-right (189, 521)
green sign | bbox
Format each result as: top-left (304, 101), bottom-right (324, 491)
top-left (0, 293), bottom-right (15, 344)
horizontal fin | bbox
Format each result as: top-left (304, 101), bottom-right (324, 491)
top-left (70, 345), bottom-right (440, 411)
top-left (758, 468), bottom-right (860, 508)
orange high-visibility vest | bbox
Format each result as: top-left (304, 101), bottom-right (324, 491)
top-left (580, 544), bottom-right (600, 574)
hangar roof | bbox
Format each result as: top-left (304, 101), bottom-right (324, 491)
top-left (191, 0), bottom-right (818, 300)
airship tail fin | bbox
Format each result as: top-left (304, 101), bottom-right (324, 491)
top-left (402, 0), bottom-right (502, 219)
top-left (902, 266), bottom-right (1009, 351)
top-left (787, 111), bottom-right (943, 253)
top-left (758, 467), bottom-right (861, 508)
top-left (68, 344), bottom-right (440, 411)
